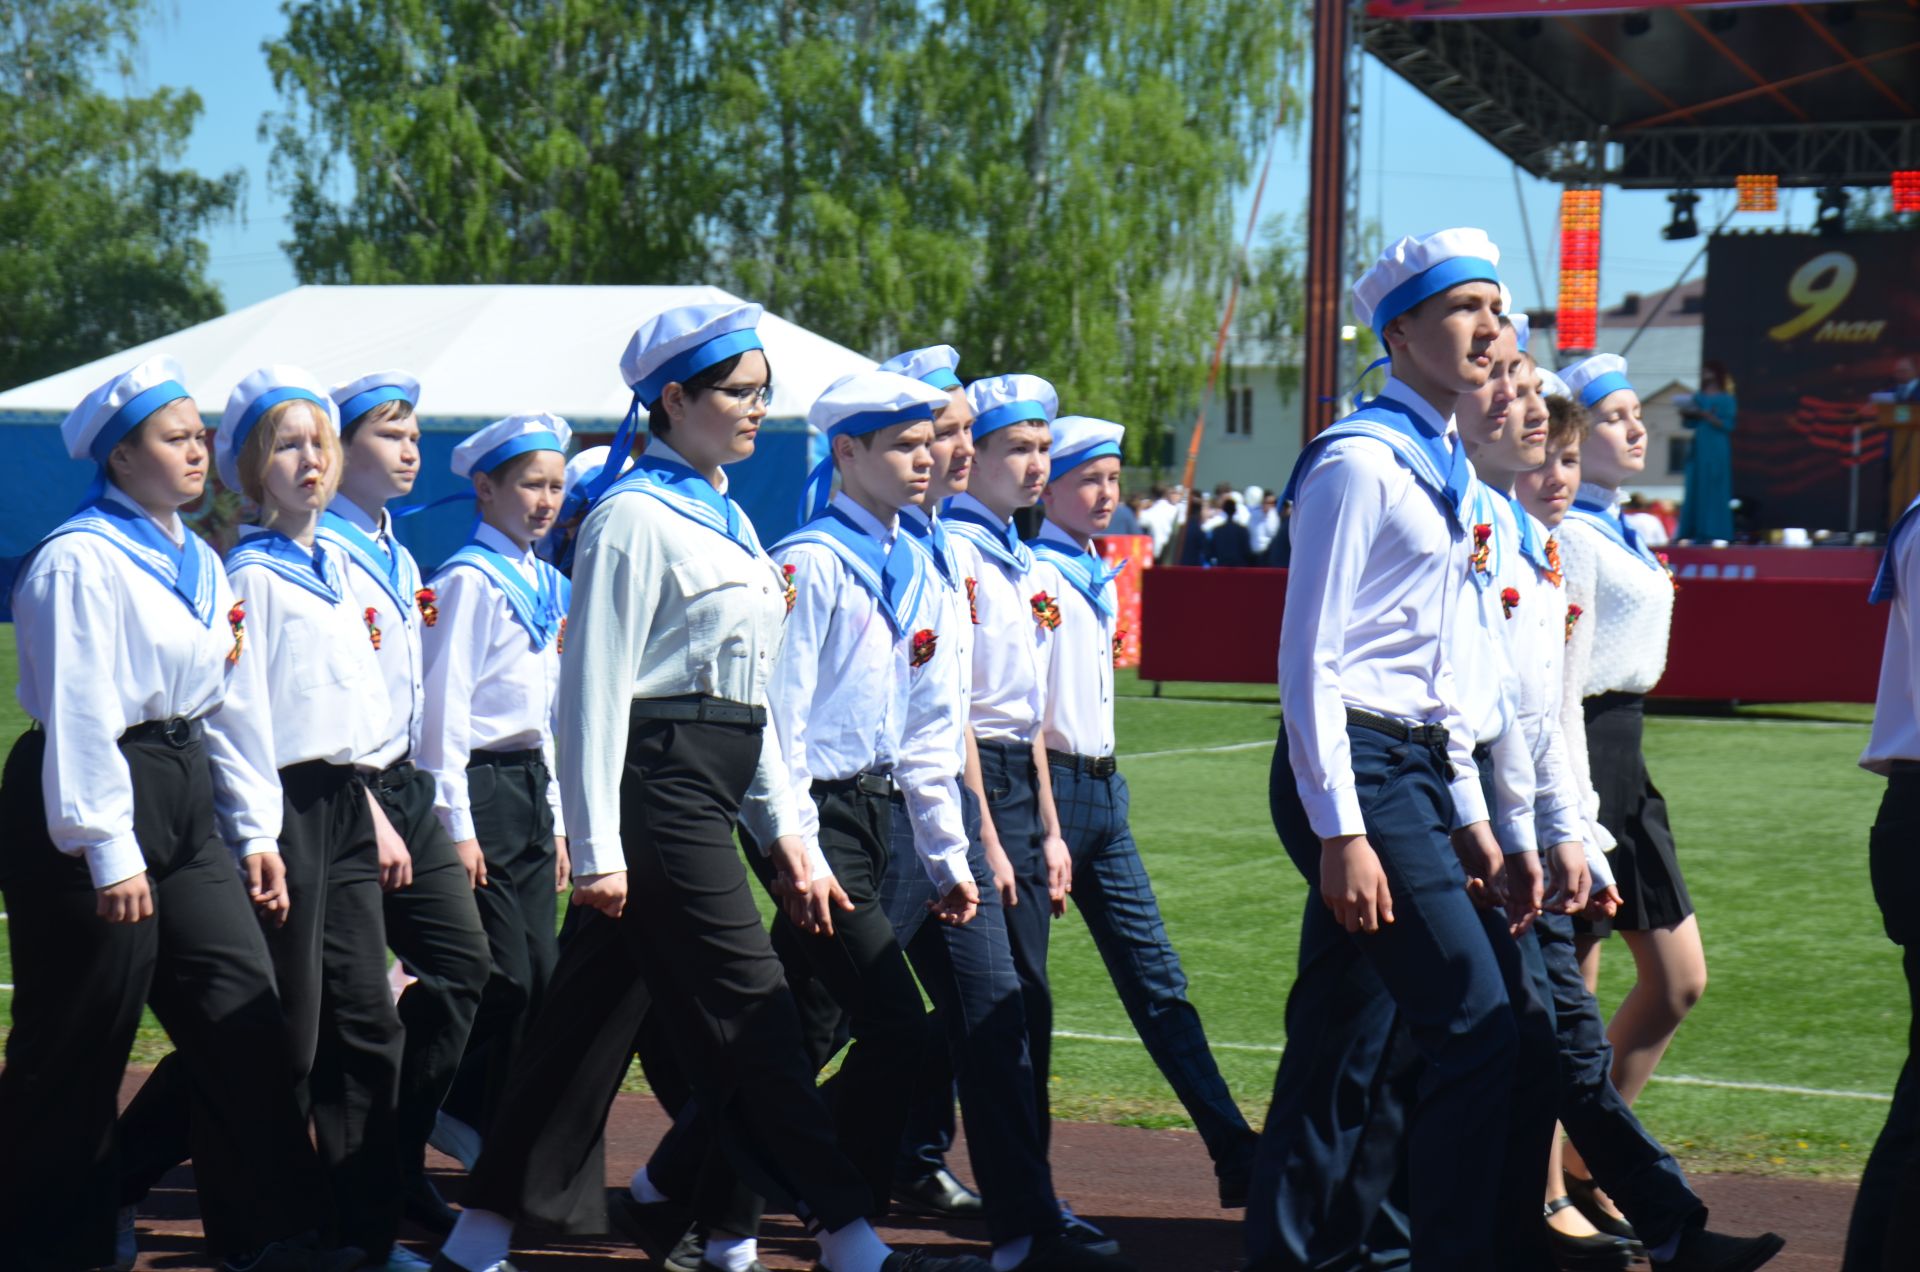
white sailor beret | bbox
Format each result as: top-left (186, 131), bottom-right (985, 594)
top-left (451, 412), bottom-right (573, 479)
top-left (1510, 312), bottom-right (1532, 353)
top-left (809, 370), bottom-right (950, 439)
top-left (964, 373), bottom-right (1059, 439)
top-left (62, 355), bottom-right (194, 464)
top-left (1536, 367), bottom-right (1572, 401)
top-left (1352, 228), bottom-right (1502, 337)
top-left (217, 366), bottom-right (338, 492)
top-left (877, 345), bottom-right (963, 392)
top-left (330, 370), bottom-right (422, 427)
top-left (1560, 354), bottom-right (1636, 409)
top-left (620, 302), bottom-right (765, 410)
top-left (1049, 415), bottom-right (1126, 480)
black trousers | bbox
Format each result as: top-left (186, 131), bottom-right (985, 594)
top-left (443, 750), bottom-right (558, 1136)
top-left (1845, 768), bottom-right (1920, 1271)
top-left (0, 727), bottom-right (324, 1268)
top-left (120, 759), bottom-right (406, 1257)
top-left (460, 714), bottom-right (875, 1235)
top-left (371, 762), bottom-right (490, 1176)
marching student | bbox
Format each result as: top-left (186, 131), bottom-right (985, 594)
top-left (1515, 380), bottom-right (1784, 1272)
top-left (1850, 437), bottom-right (1920, 1271)
top-left (1027, 414), bottom-right (1261, 1209)
top-left (432, 302), bottom-right (989, 1272)
top-left (321, 372), bottom-right (492, 1236)
top-left (419, 413), bottom-right (572, 1158)
top-left (121, 365), bottom-right (411, 1264)
top-left (1552, 355), bottom-right (1709, 1241)
top-left (1, 358), bottom-right (348, 1272)
top-left (1253, 229), bottom-right (1556, 1271)
top-left (538, 444), bottom-right (631, 573)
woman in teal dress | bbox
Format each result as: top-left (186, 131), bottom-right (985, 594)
top-left (1679, 360), bottom-right (1736, 541)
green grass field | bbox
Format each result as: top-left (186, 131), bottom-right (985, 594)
top-left (0, 624), bottom-right (1903, 1181)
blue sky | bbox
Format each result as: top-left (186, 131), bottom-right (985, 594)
top-left (129, 2), bottom-right (1815, 317)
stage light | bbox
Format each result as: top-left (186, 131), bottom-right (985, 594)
top-left (1557, 188), bottom-right (1603, 353)
top-left (1737, 173), bottom-right (1778, 213)
top-left (1663, 191), bottom-right (1701, 241)
top-left (1817, 186), bottom-right (1851, 237)
top-left (1623, 14), bottom-right (1651, 36)
top-left (1894, 171), bottom-right (1920, 214)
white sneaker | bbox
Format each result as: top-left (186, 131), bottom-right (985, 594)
top-left (429, 1111), bottom-right (483, 1172)
top-left (1058, 1200), bottom-right (1120, 1257)
top-left (382, 1246), bottom-right (434, 1271)
top-left (113, 1205), bottom-right (137, 1272)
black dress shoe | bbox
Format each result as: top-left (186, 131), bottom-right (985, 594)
top-left (1651, 1227), bottom-right (1785, 1272)
top-left (608, 1189), bottom-right (694, 1262)
top-left (403, 1174), bottom-right (459, 1236)
top-left (1564, 1172), bottom-right (1641, 1251)
top-left (812, 1252), bottom-right (995, 1272)
top-left (1545, 1198), bottom-right (1633, 1272)
top-left (893, 1167), bottom-right (986, 1218)
top-left (1010, 1227), bottom-right (1138, 1271)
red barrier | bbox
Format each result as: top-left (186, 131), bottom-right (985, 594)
top-left (1664, 546), bottom-right (1879, 581)
top-left (1137, 566), bottom-right (1891, 703)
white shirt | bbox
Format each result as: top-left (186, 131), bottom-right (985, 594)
top-left (1030, 520), bottom-right (1116, 759)
top-left (761, 494), bottom-right (916, 882)
top-left (945, 492), bottom-right (1049, 743)
top-left (1250, 505), bottom-right (1282, 555)
top-left (1137, 498), bottom-right (1181, 558)
top-left (12, 484), bottom-right (283, 887)
top-left (893, 504), bottom-right (974, 891)
top-left (1454, 480), bottom-right (1534, 855)
top-left (420, 521), bottom-right (564, 843)
top-left (1864, 504), bottom-right (1920, 774)
top-left (321, 495), bottom-right (426, 765)
top-left (228, 525), bottom-right (393, 772)
top-left (562, 438), bottom-right (800, 880)
top-left (1623, 510), bottom-right (1669, 548)
top-left (1278, 380), bottom-right (1485, 840)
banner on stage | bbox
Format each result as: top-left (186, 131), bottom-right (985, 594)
top-left (1365, 0), bottom-right (1836, 17)
top-left (1703, 229), bottom-right (1920, 533)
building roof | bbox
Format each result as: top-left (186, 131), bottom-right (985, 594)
top-left (0, 284), bottom-right (875, 427)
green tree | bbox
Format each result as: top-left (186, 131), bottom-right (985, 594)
top-left (266, 1), bottom-right (1300, 463)
top-left (0, 0), bottom-right (240, 389)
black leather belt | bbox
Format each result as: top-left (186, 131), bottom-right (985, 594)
top-left (630, 696), bottom-right (767, 727)
top-left (373, 758), bottom-right (417, 792)
top-left (816, 771), bottom-right (897, 798)
top-left (1047, 748), bottom-right (1117, 778)
top-left (1345, 707), bottom-right (1450, 748)
top-left (470, 748), bottom-right (544, 768)
top-left (123, 716), bottom-right (201, 748)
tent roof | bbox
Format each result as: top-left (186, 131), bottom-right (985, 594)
top-left (0, 284), bottom-right (875, 427)
top-left (1361, 2), bottom-right (1920, 189)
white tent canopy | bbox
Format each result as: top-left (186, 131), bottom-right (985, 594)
top-left (0, 284), bottom-right (875, 426)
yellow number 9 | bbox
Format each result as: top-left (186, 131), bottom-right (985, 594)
top-left (1768, 250), bottom-right (1856, 342)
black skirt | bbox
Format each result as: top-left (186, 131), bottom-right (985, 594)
top-left (1576, 691), bottom-right (1694, 935)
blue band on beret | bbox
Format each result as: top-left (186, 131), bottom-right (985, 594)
top-left (1050, 441), bottom-right (1123, 482)
top-left (974, 400), bottom-right (1048, 437)
top-left (1371, 255), bottom-right (1502, 336)
top-left (827, 403), bottom-right (936, 439)
top-left (471, 431), bottom-right (565, 476)
top-left (635, 329), bottom-right (765, 408)
top-left (232, 387), bottom-right (328, 459)
top-left (920, 368), bottom-right (962, 391)
top-left (1578, 371), bottom-right (1635, 410)
top-left (90, 380), bottom-right (191, 464)
top-left (338, 384), bottom-right (414, 427)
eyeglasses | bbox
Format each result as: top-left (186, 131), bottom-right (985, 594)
top-left (701, 383), bottom-right (774, 410)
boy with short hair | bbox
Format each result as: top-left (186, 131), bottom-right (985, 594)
top-left (1027, 415), bottom-right (1259, 1209)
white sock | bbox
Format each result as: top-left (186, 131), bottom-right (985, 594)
top-left (814, 1218), bottom-right (890, 1272)
top-left (706, 1233), bottom-right (759, 1272)
top-left (439, 1208), bottom-right (514, 1272)
top-left (991, 1235), bottom-right (1034, 1270)
top-left (629, 1165), bottom-right (670, 1205)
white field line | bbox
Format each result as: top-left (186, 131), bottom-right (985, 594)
top-left (1051, 1029), bottom-right (1891, 1102)
top-left (1125, 739), bottom-right (1273, 761)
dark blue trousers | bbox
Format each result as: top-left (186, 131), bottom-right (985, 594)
top-left (1047, 760), bottom-right (1257, 1177)
top-left (1845, 769), bottom-right (1920, 1271)
top-left (900, 739), bottom-right (1054, 1171)
top-left (1251, 721), bottom-right (1556, 1272)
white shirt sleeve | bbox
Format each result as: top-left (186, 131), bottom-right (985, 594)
top-left (542, 646), bottom-right (565, 842)
top-left (894, 599), bottom-right (973, 895)
top-left (759, 543), bottom-right (833, 880)
top-left (1557, 529), bottom-right (1608, 844)
top-left (202, 569), bottom-right (284, 859)
top-left (1488, 722), bottom-right (1537, 856)
top-left (555, 501), bottom-right (651, 879)
top-left (419, 568), bottom-right (486, 842)
top-left (1278, 444), bottom-right (1388, 839)
top-left (14, 564), bottom-right (146, 889)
